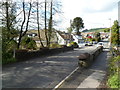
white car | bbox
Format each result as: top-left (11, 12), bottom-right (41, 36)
top-left (96, 42), bottom-right (103, 47)
top-left (78, 43), bottom-right (85, 48)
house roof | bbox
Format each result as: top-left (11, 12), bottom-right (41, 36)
top-left (27, 30), bottom-right (46, 41)
top-left (27, 30), bottom-right (57, 41)
top-left (72, 34), bottom-right (83, 39)
top-left (56, 31), bottom-right (73, 40)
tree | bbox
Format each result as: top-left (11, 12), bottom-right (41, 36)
top-left (1, 1), bottom-right (18, 63)
top-left (1, 2), bottom-right (18, 40)
top-left (111, 20), bottom-right (119, 46)
top-left (67, 27), bottom-right (73, 34)
top-left (48, 1), bottom-right (53, 46)
top-left (36, 1), bottom-right (44, 48)
top-left (67, 20), bottom-right (73, 34)
top-left (43, 0), bottom-right (62, 47)
top-left (93, 32), bottom-right (101, 42)
top-left (104, 28), bottom-right (110, 32)
top-left (71, 17), bottom-right (84, 35)
top-left (44, 0), bottom-right (49, 47)
top-left (17, 1), bottom-right (32, 49)
top-left (21, 36), bottom-right (37, 50)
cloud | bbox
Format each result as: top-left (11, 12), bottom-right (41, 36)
top-left (59, 0), bottom-right (119, 30)
top-left (81, 0), bottom-right (119, 13)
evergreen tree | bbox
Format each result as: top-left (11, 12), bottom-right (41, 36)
top-left (71, 17), bottom-right (84, 35)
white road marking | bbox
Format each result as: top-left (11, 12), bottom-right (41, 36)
top-left (53, 67), bottom-right (79, 90)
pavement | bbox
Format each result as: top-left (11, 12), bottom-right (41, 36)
top-left (77, 51), bottom-right (110, 89)
top-left (2, 46), bottom-right (97, 88)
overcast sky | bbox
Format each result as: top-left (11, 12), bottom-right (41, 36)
top-left (1, 0), bottom-right (119, 31)
top-left (59, 0), bottom-right (119, 30)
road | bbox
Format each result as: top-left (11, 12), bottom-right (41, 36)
top-left (57, 50), bottom-right (109, 89)
top-left (2, 46), bottom-right (97, 88)
top-left (56, 40), bottom-right (110, 89)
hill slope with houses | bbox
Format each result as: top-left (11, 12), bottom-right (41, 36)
top-left (82, 28), bottom-right (109, 32)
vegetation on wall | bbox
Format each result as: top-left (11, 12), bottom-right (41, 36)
top-left (107, 20), bottom-right (120, 88)
top-left (107, 55), bottom-right (120, 88)
top-left (49, 43), bottom-right (62, 48)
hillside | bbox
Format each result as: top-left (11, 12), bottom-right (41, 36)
top-left (82, 28), bottom-right (107, 32)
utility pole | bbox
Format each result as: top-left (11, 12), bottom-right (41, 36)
top-left (109, 18), bottom-right (112, 47)
top-left (70, 19), bottom-right (72, 42)
top-left (109, 18), bottom-right (113, 55)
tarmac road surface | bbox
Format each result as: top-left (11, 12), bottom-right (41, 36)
top-left (2, 46), bottom-right (97, 88)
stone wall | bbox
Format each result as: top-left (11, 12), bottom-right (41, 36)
top-left (15, 46), bottom-right (74, 61)
top-left (78, 46), bottom-right (103, 68)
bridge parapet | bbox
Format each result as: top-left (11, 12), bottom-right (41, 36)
top-left (78, 46), bottom-right (103, 68)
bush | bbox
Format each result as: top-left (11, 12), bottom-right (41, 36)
top-left (2, 39), bottom-right (17, 65)
top-left (109, 56), bottom-right (120, 74)
top-left (2, 52), bottom-right (16, 65)
top-left (68, 42), bottom-right (78, 48)
top-left (21, 36), bottom-right (37, 50)
top-left (61, 45), bottom-right (67, 48)
top-left (107, 56), bottom-right (120, 88)
top-left (49, 43), bottom-right (61, 48)
top-left (104, 28), bottom-right (110, 32)
top-left (107, 73), bottom-right (119, 88)
top-left (27, 40), bottom-right (37, 50)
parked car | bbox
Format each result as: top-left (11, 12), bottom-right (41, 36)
top-left (85, 43), bottom-right (93, 46)
top-left (78, 43), bottom-right (85, 48)
top-left (67, 42), bottom-right (79, 48)
top-left (96, 42), bottom-right (103, 47)
top-left (92, 41), bottom-right (98, 44)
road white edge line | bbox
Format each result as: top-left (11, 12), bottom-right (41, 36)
top-left (53, 67), bottom-right (79, 90)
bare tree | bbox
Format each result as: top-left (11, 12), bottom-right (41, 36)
top-left (36, 1), bottom-right (44, 48)
top-left (17, 1), bottom-right (25, 49)
top-left (44, 0), bottom-right (62, 47)
top-left (1, 1), bottom-right (19, 60)
top-left (44, 0), bottom-right (49, 47)
top-left (1, 1), bottom-right (18, 43)
top-left (48, 0), bottom-right (53, 46)
top-left (17, 1), bottom-right (32, 49)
